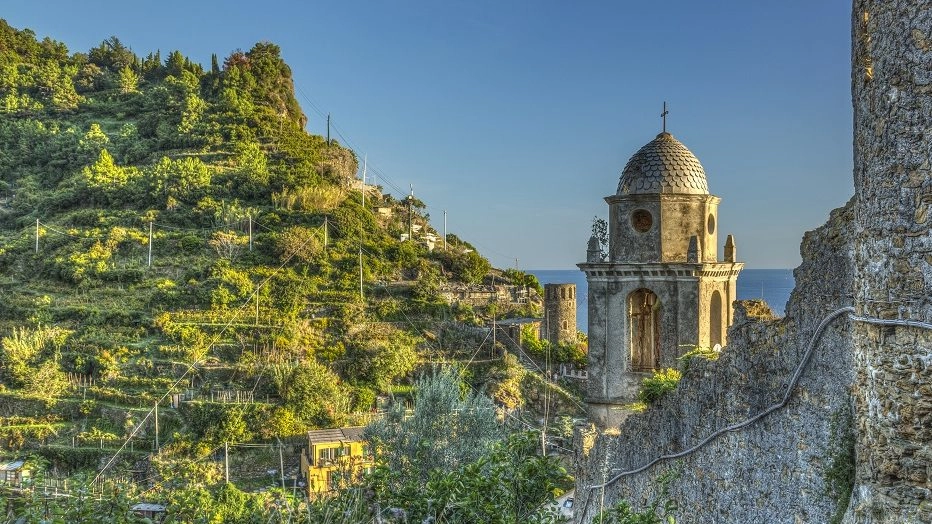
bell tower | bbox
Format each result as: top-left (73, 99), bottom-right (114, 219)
top-left (580, 124), bottom-right (743, 426)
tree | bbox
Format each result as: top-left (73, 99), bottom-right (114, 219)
top-left (118, 64), bottom-right (138, 93)
top-left (276, 225), bottom-right (323, 265)
top-left (271, 360), bottom-right (347, 427)
top-left (0, 325), bottom-right (70, 390)
top-left (366, 367), bottom-right (502, 485)
top-left (208, 230), bottom-right (248, 262)
top-left (592, 216), bottom-right (608, 260)
top-left (147, 155), bottom-right (211, 205)
top-left (345, 328), bottom-right (420, 391)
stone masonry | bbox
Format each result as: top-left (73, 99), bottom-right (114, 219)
top-left (544, 283), bottom-right (578, 346)
top-left (847, 0), bottom-right (932, 521)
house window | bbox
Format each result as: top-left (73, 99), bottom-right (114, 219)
top-left (319, 447), bottom-right (336, 464)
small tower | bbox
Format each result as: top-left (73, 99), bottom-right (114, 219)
top-left (544, 283), bottom-right (577, 346)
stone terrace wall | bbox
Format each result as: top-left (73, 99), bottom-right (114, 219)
top-left (574, 201), bottom-right (856, 523)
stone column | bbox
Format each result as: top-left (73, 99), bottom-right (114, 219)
top-left (850, 1), bottom-right (932, 521)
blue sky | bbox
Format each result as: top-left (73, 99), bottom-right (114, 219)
top-left (5, 0), bottom-right (853, 269)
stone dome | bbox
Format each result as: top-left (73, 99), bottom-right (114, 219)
top-left (617, 132), bottom-right (709, 195)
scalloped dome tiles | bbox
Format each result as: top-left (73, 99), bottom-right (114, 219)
top-left (617, 132), bottom-right (709, 195)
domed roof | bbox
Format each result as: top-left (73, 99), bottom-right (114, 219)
top-left (617, 132), bottom-right (709, 195)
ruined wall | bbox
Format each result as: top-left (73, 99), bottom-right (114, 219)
top-left (575, 201), bottom-right (857, 523)
top-left (847, 1), bottom-right (932, 521)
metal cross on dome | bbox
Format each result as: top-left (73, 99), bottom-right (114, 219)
top-left (661, 101), bottom-right (669, 133)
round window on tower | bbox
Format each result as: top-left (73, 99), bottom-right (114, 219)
top-left (707, 214), bottom-right (715, 234)
top-left (631, 210), bottom-right (653, 232)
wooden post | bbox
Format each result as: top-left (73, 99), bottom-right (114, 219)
top-left (35, 219), bottom-right (39, 254)
top-left (147, 222), bottom-right (153, 268)
top-left (154, 400), bottom-right (159, 453)
top-left (248, 215), bottom-right (253, 252)
top-left (225, 442), bottom-right (230, 483)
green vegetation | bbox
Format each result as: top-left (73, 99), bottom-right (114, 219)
top-left (0, 19), bottom-right (572, 522)
top-left (825, 407), bottom-right (856, 524)
top-left (637, 368), bottom-right (682, 403)
top-left (594, 468), bottom-right (679, 524)
top-left (676, 345), bottom-right (720, 373)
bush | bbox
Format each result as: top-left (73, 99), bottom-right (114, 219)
top-left (638, 368), bottom-right (681, 403)
top-left (677, 345), bottom-right (720, 372)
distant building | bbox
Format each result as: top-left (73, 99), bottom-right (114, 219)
top-left (130, 503), bottom-right (167, 523)
top-left (299, 427), bottom-right (372, 495)
top-left (494, 317), bottom-right (542, 346)
top-left (0, 459), bottom-right (29, 486)
top-left (543, 283), bottom-right (577, 346)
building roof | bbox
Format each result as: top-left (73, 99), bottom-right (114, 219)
top-left (0, 460), bottom-right (24, 471)
top-left (617, 132), bottom-right (709, 196)
top-left (307, 426), bottom-right (365, 445)
top-left (131, 503), bottom-right (167, 512)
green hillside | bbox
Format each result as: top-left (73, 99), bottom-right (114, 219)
top-left (0, 19), bottom-right (586, 521)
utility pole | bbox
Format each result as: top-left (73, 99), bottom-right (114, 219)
top-left (248, 215), bottom-right (253, 252)
top-left (323, 216), bottom-right (328, 250)
top-left (443, 210), bottom-right (447, 251)
top-left (147, 222), bottom-right (153, 268)
top-left (35, 218), bottom-right (39, 254)
top-left (255, 285), bottom-right (260, 326)
top-left (361, 155), bottom-right (367, 210)
top-left (406, 185), bottom-right (414, 241)
top-left (359, 246), bottom-right (364, 301)
top-left (224, 442), bottom-right (230, 483)
top-left (326, 114), bottom-right (331, 145)
top-left (154, 400), bottom-right (159, 453)
top-left (277, 437), bottom-right (286, 490)
top-left (491, 273), bottom-right (496, 357)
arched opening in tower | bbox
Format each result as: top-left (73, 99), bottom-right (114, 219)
top-left (628, 288), bottom-right (660, 371)
top-left (710, 290), bottom-right (723, 347)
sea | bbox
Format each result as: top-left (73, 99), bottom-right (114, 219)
top-left (529, 268), bottom-right (795, 333)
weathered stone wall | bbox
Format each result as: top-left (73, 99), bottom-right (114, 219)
top-left (658, 195), bottom-right (719, 263)
top-left (575, 201), bottom-right (857, 523)
top-left (609, 195), bottom-right (663, 263)
top-left (847, 1), bottom-right (932, 521)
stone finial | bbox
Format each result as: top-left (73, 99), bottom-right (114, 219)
top-left (587, 234), bottom-right (602, 262)
top-left (687, 235), bottom-right (701, 263)
top-left (724, 234), bottom-right (736, 263)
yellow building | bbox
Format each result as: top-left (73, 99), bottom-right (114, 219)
top-left (299, 427), bottom-right (372, 495)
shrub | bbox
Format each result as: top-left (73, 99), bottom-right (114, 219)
top-left (638, 368), bottom-right (681, 403)
top-left (677, 345), bottom-right (720, 372)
